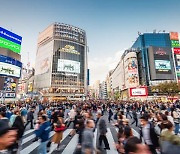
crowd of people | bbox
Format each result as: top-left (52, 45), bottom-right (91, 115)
top-left (0, 100), bottom-right (180, 154)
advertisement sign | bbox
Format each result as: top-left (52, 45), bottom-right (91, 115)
top-left (171, 40), bottom-right (180, 47)
top-left (0, 55), bottom-right (22, 67)
top-left (127, 57), bottom-right (139, 86)
top-left (0, 27), bottom-right (22, 45)
top-left (0, 62), bottom-right (21, 78)
top-left (170, 32), bottom-right (179, 41)
top-left (57, 59), bottom-right (80, 74)
top-left (155, 60), bottom-right (171, 73)
top-left (59, 45), bottom-right (80, 55)
top-left (0, 37), bottom-right (21, 53)
top-left (3, 77), bottom-right (17, 98)
top-left (129, 87), bottom-right (148, 97)
top-left (174, 48), bottom-right (180, 54)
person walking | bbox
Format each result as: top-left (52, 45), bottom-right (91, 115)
top-left (51, 116), bottom-right (66, 151)
top-left (81, 120), bottom-right (95, 154)
top-left (25, 108), bottom-right (34, 129)
top-left (108, 108), bottom-right (113, 123)
top-left (131, 109), bottom-right (138, 127)
top-left (35, 114), bottom-right (51, 154)
top-left (98, 113), bottom-right (110, 150)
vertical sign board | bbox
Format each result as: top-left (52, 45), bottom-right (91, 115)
top-left (0, 27), bottom-right (22, 54)
top-left (173, 48), bottom-right (180, 82)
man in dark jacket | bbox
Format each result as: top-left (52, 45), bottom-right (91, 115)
top-left (35, 114), bottom-right (51, 154)
top-left (140, 114), bottom-right (159, 154)
top-left (98, 113), bottom-right (110, 150)
top-left (25, 108), bottom-right (34, 129)
top-left (131, 109), bottom-right (138, 127)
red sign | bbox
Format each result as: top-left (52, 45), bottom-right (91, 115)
top-left (174, 48), bottom-right (180, 54)
top-left (170, 32), bottom-right (179, 41)
top-left (129, 86), bottom-right (148, 97)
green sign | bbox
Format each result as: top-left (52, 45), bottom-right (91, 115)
top-left (171, 40), bottom-right (180, 47)
top-left (177, 72), bottom-right (180, 77)
top-left (0, 37), bottom-right (21, 53)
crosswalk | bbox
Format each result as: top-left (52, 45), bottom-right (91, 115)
top-left (20, 127), bottom-right (140, 154)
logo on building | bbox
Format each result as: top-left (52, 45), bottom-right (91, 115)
top-left (155, 48), bottom-right (167, 55)
top-left (59, 45), bottom-right (80, 55)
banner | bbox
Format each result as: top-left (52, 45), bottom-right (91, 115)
top-left (0, 27), bottom-right (22, 45)
top-left (0, 37), bottom-right (21, 53)
top-left (129, 87), bottom-right (148, 97)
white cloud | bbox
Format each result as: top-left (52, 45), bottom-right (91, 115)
top-left (89, 50), bottom-right (124, 85)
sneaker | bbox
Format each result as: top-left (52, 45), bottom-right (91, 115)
top-left (104, 147), bottom-right (110, 150)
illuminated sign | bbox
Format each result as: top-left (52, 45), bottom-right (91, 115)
top-left (171, 40), bottom-right (180, 47)
top-left (174, 48), bottom-right (180, 54)
top-left (0, 55), bottom-right (22, 67)
top-left (57, 59), bottom-right (80, 74)
top-left (129, 87), bottom-right (148, 97)
top-left (0, 27), bottom-right (22, 45)
top-left (0, 37), bottom-right (21, 53)
top-left (155, 60), bottom-right (171, 73)
top-left (59, 45), bottom-right (80, 55)
top-left (0, 62), bottom-right (21, 78)
top-left (170, 32), bottom-right (179, 41)
top-left (155, 48), bottom-right (167, 55)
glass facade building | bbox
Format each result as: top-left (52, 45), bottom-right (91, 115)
top-left (34, 23), bottom-right (88, 100)
top-left (131, 33), bottom-right (176, 87)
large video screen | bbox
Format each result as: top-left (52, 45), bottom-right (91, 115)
top-left (57, 59), bottom-right (80, 74)
top-left (155, 60), bottom-right (171, 73)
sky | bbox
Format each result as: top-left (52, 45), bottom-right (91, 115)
top-left (0, 0), bottom-right (180, 85)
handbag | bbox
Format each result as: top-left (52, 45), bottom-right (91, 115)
top-left (55, 125), bottom-right (66, 132)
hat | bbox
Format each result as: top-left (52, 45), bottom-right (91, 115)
top-left (0, 120), bottom-right (10, 136)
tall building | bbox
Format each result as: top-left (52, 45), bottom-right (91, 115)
top-left (132, 33), bottom-right (176, 87)
top-left (34, 23), bottom-right (88, 101)
top-left (0, 27), bottom-right (22, 101)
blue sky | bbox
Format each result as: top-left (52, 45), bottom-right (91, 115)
top-left (0, 0), bottom-right (180, 84)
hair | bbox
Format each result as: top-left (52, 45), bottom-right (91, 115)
top-left (124, 137), bottom-right (141, 153)
top-left (162, 120), bottom-right (173, 129)
top-left (41, 114), bottom-right (47, 121)
top-left (140, 113), bottom-right (149, 121)
top-left (123, 126), bottom-right (133, 138)
top-left (0, 111), bottom-right (6, 117)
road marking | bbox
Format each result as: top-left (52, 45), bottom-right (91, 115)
top-left (23, 129), bottom-right (34, 136)
top-left (106, 128), bottom-right (118, 154)
top-left (48, 129), bottom-right (72, 154)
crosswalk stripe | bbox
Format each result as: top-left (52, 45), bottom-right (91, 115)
top-left (22, 134), bottom-right (35, 144)
top-left (62, 134), bottom-right (78, 153)
top-left (132, 128), bottom-right (140, 138)
top-left (106, 128), bottom-right (118, 154)
top-left (48, 129), bottom-right (72, 154)
top-left (93, 129), bottom-right (97, 148)
top-left (20, 131), bottom-right (55, 154)
top-left (23, 129), bottom-right (34, 136)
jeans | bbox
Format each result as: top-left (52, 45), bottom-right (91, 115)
top-left (38, 140), bottom-right (48, 154)
top-left (174, 123), bottom-right (179, 135)
top-left (99, 134), bottom-right (110, 148)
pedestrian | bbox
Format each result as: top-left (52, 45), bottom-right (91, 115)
top-left (81, 120), bottom-right (95, 154)
top-left (140, 114), bottom-right (159, 154)
top-left (35, 114), bottom-right (51, 154)
top-left (0, 120), bottom-right (17, 154)
top-left (108, 108), bottom-right (113, 123)
top-left (131, 109), bottom-right (138, 127)
top-left (25, 108), bottom-right (34, 129)
top-left (98, 113), bottom-right (110, 150)
top-left (51, 116), bottom-right (66, 151)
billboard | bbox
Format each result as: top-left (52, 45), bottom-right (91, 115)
top-left (171, 40), bottom-right (180, 48)
top-left (127, 56), bottom-right (139, 86)
top-left (0, 27), bottom-right (22, 45)
top-left (0, 27), bottom-right (22, 54)
top-left (0, 55), bottom-right (22, 78)
top-left (155, 60), bottom-right (171, 73)
top-left (57, 59), bottom-right (80, 74)
top-left (3, 77), bottom-right (17, 98)
top-left (129, 87), bottom-right (148, 97)
top-left (170, 32), bottom-right (179, 41)
top-left (148, 46), bottom-right (175, 80)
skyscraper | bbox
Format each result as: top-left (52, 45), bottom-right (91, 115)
top-left (34, 23), bottom-right (88, 101)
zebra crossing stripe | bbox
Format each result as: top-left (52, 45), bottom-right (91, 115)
top-left (93, 129), bottom-right (97, 148)
top-left (62, 134), bottom-right (78, 153)
top-left (23, 129), bottom-right (34, 136)
top-left (106, 128), bottom-right (118, 154)
top-left (48, 129), bottom-right (72, 154)
top-left (22, 134), bottom-right (35, 145)
top-left (20, 131), bottom-right (55, 154)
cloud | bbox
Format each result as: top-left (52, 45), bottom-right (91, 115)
top-left (89, 50), bottom-right (124, 85)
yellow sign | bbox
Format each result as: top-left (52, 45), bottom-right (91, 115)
top-left (59, 45), bottom-right (80, 55)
